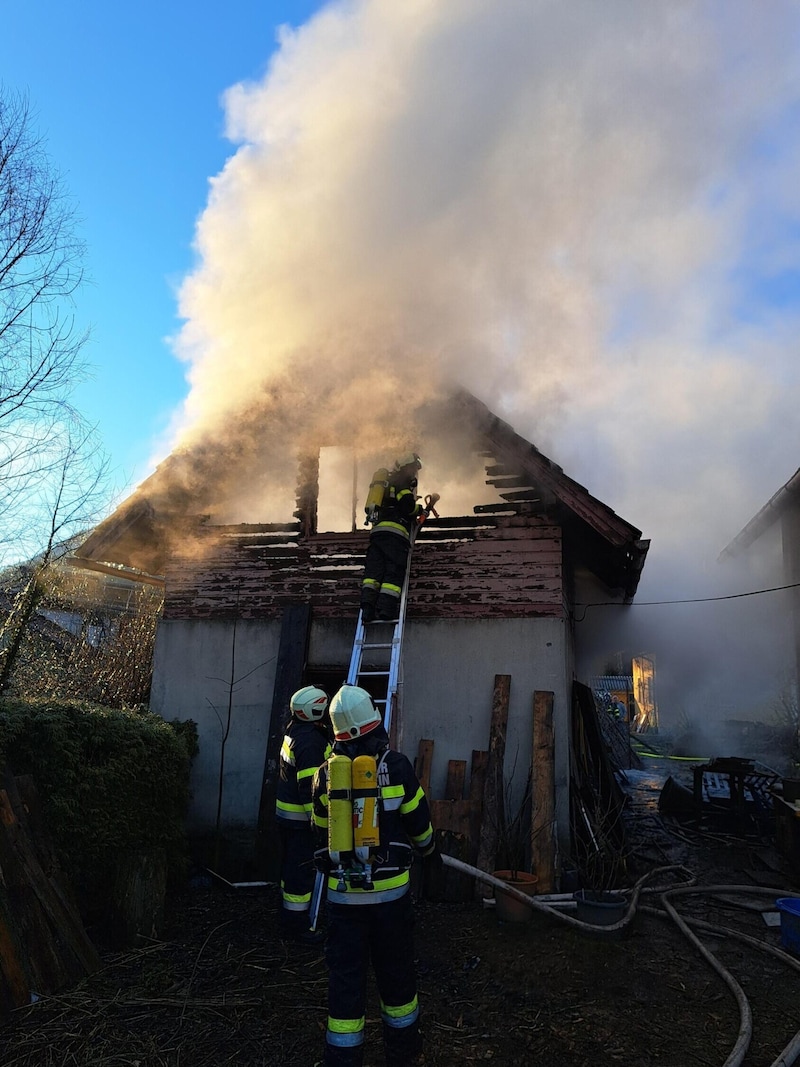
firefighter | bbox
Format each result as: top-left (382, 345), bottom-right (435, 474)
top-left (312, 684), bottom-right (435, 1067)
top-left (360, 453), bottom-right (435, 623)
top-left (275, 684), bottom-right (331, 944)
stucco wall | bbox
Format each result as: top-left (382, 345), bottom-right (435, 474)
top-left (150, 618), bottom-right (282, 832)
top-left (396, 619), bottom-right (572, 850)
top-left (151, 614), bottom-right (573, 855)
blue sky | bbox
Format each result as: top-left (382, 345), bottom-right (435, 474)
top-left (1, 1), bottom-right (323, 496)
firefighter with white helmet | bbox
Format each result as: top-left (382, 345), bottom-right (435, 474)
top-left (311, 684), bottom-right (435, 1067)
top-left (360, 452), bottom-right (437, 623)
top-left (275, 685), bottom-right (331, 943)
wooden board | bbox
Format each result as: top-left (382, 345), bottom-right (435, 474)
top-left (475, 675), bottom-right (510, 881)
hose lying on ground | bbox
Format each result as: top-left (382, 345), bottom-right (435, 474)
top-left (440, 854), bottom-right (800, 1067)
top-left (440, 853), bottom-right (692, 935)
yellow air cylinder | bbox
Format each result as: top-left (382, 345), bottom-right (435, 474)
top-left (328, 754), bottom-right (354, 864)
top-left (352, 754), bottom-right (380, 862)
top-left (364, 468), bottom-right (389, 524)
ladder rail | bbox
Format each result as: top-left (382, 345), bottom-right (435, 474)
top-left (346, 534), bottom-right (416, 734)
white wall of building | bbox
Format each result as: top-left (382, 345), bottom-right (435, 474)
top-left (151, 615), bottom-right (574, 853)
top-left (150, 619), bottom-right (281, 831)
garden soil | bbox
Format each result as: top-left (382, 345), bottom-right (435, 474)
top-left (2, 747), bottom-right (800, 1067)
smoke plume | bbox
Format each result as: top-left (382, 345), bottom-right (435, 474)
top-left (163, 0), bottom-right (800, 722)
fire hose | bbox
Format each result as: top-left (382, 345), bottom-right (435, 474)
top-left (440, 854), bottom-right (800, 1067)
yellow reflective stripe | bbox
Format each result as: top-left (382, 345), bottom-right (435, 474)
top-left (381, 995), bottom-right (418, 1019)
top-left (412, 825), bottom-right (433, 847)
top-left (280, 739), bottom-right (294, 763)
top-left (382, 785), bottom-right (404, 800)
top-left (362, 577), bottom-right (380, 588)
top-left (297, 766), bottom-right (317, 781)
top-left (373, 521), bottom-right (410, 539)
top-left (328, 871), bottom-right (409, 894)
top-left (400, 786), bottom-right (425, 815)
top-left (313, 812), bottom-right (328, 829)
top-left (276, 800), bottom-right (306, 814)
top-left (282, 890), bottom-right (312, 904)
top-left (381, 583), bottom-right (401, 596)
top-left (328, 1016), bottom-right (365, 1035)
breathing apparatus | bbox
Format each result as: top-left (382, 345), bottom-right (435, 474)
top-left (325, 685), bottom-right (384, 889)
top-left (364, 467), bottom-right (389, 525)
top-left (327, 752), bottom-right (381, 890)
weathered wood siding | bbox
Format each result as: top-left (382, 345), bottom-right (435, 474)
top-left (163, 514), bottom-right (564, 621)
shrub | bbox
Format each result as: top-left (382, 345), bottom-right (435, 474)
top-left (0, 699), bottom-right (197, 911)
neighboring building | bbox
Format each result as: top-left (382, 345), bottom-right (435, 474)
top-left (73, 390), bottom-right (650, 867)
top-left (720, 467), bottom-right (800, 704)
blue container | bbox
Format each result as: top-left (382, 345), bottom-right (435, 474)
top-left (775, 898), bottom-right (800, 956)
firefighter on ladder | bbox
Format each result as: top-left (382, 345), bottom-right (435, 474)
top-left (274, 685), bottom-right (332, 944)
top-left (360, 453), bottom-right (439, 623)
top-left (311, 684), bottom-right (436, 1067)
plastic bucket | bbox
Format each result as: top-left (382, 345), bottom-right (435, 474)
top-left (574, 889), bottom-right (626, 927)
top-left (776, 898), bottom-right (800, 956)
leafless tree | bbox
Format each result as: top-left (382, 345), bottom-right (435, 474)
top-left (0, 87), bottom-right (112, 689)
top-left (0, 87), bottom-right (108, 566)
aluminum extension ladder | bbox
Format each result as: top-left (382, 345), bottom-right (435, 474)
top-left (346, 542), bottom-right (415, 735)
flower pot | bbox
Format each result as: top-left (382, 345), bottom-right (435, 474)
top-left (492, 870), bottom-right (539, 923)
top-left (573, 889), bottom-right (626, 927)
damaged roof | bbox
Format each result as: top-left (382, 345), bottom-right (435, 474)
top-left (73, 389), bottom-right (649, 599)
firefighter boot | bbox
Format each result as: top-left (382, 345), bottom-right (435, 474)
top-left (360, 587), bottom-right (378, 624)
top-left (322, 1041), bottom-right (364, 1067)
top-left (375, 591), bottom-right (400, 622)
top-left (280, 909), bottom-right (324, 948)
top-left (383, 1020), bottom-right (423, 1067)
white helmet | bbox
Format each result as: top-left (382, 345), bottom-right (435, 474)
top-left (395, 452), bottom-right (422, 471)
top-left (290, 685), bottom-right (329, 722)
top-left (330, 685), bottom-right (382, 740)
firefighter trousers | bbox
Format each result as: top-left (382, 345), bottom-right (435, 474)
top-left (360, 532), bottom-right (410, 621)
top-left (277, 823), bottom-right (316, 932)
top-left (323, 892), bottom-right (423, 1067)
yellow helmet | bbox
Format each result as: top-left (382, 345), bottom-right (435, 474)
top-left (290, 685), bottom-right (329, 722)
top-left (330, 685), bottom-right (382, 740)
top-left (395, 452), bottom-right (422, 471)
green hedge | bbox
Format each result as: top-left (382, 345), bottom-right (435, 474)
top-left (0, 699), bottom-right (198, 900)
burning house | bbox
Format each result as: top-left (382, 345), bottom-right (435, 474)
top-left (74, 389), bottom-right (649, 877)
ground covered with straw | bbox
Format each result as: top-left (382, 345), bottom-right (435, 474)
top-left (3, 756), bottom-right (800, 1066)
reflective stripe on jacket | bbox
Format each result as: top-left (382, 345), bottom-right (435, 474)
top-left (371, 469), bottom-right (423, 541)
top-left (276, 719), bottom-right (331, 824)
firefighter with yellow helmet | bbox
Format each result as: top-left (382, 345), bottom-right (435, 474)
top-left (360, 452), bottom-right (438, 623)
top-left (274, 685), bottom-right (331, 944)
top-left (311, 684), bottom-right (435, 1067)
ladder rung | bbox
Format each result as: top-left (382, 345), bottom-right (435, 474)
top-left (360, 642), bottom-right (394, 651)
top-left (357, 670), bottom-right (390, 678)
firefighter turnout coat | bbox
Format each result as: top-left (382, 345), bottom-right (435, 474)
top-left (370, 467), bottom-right (424, 542)
top-left (275, 718), bottom-right (331, 922)
top-left (361, 467), bottom-right (424, 620)
top-left (312, 733), bottom-right (434, 1066)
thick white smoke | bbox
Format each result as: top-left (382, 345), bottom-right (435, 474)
top-left (167, 0), bottom-right (800, 723)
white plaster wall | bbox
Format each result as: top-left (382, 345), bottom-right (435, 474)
top-left (151, 615), bottom-right (574, 853)
top-left (150, 619), bottom-right (281, 831)
top-left (397, 618), bottom-right (573, 851)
